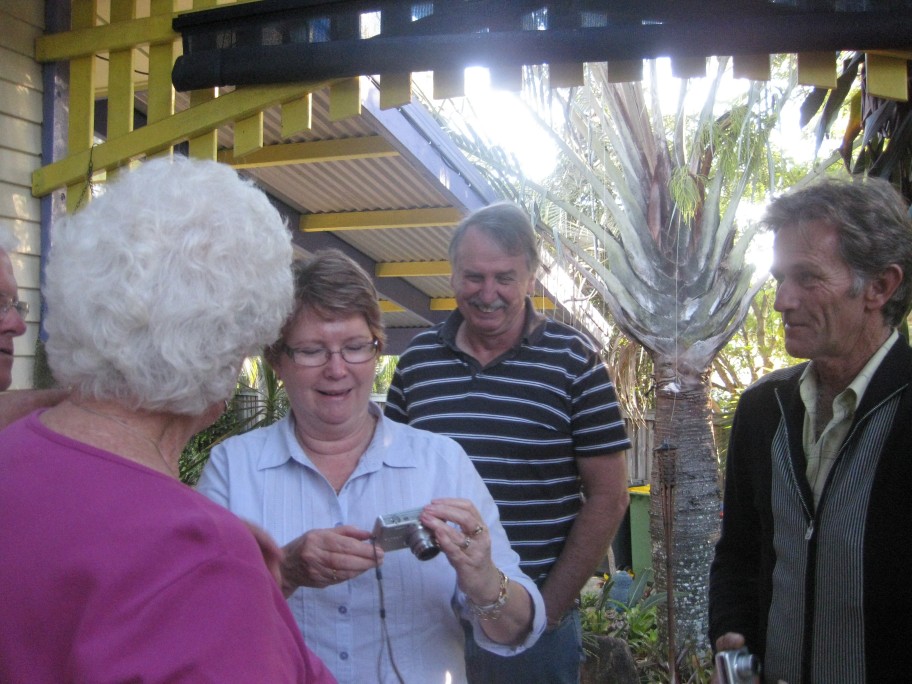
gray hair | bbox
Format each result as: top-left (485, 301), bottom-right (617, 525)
top-left (44, 156), bottom-right (294, 415)
top-left (448, 202), bottom-right (540, 273)
top-left (763, 176), bottom-right (912, 328)
top-left (0, 224), bottom-right (17, 253)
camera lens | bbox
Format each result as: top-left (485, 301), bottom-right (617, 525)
top-left (407, 526), bottom-right (440, 561)
top-left (733, 653), bottom-right (761, 677)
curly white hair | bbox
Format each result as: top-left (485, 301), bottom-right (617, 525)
top-left (44, 156), bottom-right (294, 415)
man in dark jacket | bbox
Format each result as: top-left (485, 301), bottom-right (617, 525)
top-left (708, 176), bottom-right (912, 683)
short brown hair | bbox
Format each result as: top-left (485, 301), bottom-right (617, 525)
top-left (265, 249), bottom-right (385, 364)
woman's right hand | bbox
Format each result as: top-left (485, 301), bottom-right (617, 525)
top-left (280, 526), bottom-right (383, 597)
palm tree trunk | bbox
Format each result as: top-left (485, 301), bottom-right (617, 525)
top-left (649, 361), bottom-right (721, 657)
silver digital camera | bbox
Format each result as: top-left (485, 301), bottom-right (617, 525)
top-left (715, 647), bottom-right (761, 684)
top-left (371, 508), bottom-right (440, 561)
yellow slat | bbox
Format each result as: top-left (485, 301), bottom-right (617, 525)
top-left (281, 95), bottom-right (313, 138)
top-left (550, 63), bottom-right (584, 88)
top-left (35, 14), bottom-right (176, 62)
top-left (733, 54), bottom-right (771, 81)
top-left (188, 89), bottom-right (219, 160)
top-left (33, 83), bottom-right (319, 197)
top-left (379, 300), bottom-right (406, 313)
top-left (376, 260), bottom-right (451, 277)
top-left (330, 78), bottom-right (362, 120)
top-left (866, 53), bottom-right (909, 102)
top-left (429, 296), bottom-right (555, 311)
top-left (219, 137), bottom-right (399, 168)
top-left (67, 0), bottom-right (97, 213)
top-left (233, 112), bottom-right (264, 158)
top-left (299, 208), bottom-right (463, 232)
top-left (797, 52), bottom-right (836, 89)
top-left (379, 73), bottom-right (412, 109)
top-left (146, 0), bottom-right (177, 127)
top-left (433, 70), bottom-right (465, 99)
top-left (606, 60), bottom-right (643, 83)
top-left (105, 0), bottom-right (137, 180)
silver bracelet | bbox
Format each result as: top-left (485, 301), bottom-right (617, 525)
top-left (469, 570), bottom-right (509, 621)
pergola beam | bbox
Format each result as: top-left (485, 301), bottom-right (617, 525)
top-left (172, 10), bottom-right (912, 89)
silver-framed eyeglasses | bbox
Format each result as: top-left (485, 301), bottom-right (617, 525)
top-left (0, 295), bottom-right (28, 319)
top-left (284, 338), bottom-right (379, 367)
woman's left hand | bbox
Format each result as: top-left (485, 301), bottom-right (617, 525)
top-left (420, 498), bottom-right (502, 606)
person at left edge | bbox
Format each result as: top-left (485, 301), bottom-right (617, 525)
top-left (0, 156), bottom-right (335, 684)
top-left (197, 248), bottom-right (545, 684)
top-left (0, 225), bottom-right (68, 427)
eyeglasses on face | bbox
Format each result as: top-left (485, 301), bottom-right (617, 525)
top-left (0, 295), bottom-right (28, 319)
top-left (283, 338), bottom-right (379, 367)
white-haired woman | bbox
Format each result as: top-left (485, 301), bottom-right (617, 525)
top-left (0, 157), bottom-right (335, 684)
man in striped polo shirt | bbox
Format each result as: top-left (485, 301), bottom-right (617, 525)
top-left (385, 202), bottom-right (631, 684)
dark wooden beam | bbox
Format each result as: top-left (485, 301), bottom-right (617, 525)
top-left (173, 10), bottom-right (912, 89)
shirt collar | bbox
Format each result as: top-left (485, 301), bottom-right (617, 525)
top-left (799, 329), bottom-right (899, 414)
top-left (257, 403), bottom-right (416, 473)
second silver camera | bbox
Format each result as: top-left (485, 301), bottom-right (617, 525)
top-left (715, 647), bottom-right (761, 684)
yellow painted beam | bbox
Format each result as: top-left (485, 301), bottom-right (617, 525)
top-left (550, 63), bottom-right (584, 88)
top-left (219, 136), bottom-right (399, 168)
top-left (330, 78), bottom-right (362, 120)
top-left (146, 0), bottom-right (176, 129)
top-left (379, 73), bottom-right (412, 110)
top-left (379, 300), bottom-right (405, 313)
top-left (434, 70), bottom-right (465, 99)
top-left (67, 0), bottom-right (97, 213)
top-left (733, 54), bottom-right (771, 81)
top-left (429, 296), bottom-right (556, 311)
top-left (299, 208), bottom-right (463, 232)
top-left (797, 51), bottom-right (836, 89)
top-left (606, 60), bottom-right (643, 83)
top-left (35, 14), bottom-right (176, 62)
top-left (281, 95), bottom-right (312, 137)
top-left (186, 0), bottom-right (220, 161)
top-left (376, 260), bottom-right (451, 277)
top-left (105, 0), bottom-right (136, 179)
top-left (866, 53), bottom-right (909, 102)
top-left (234, 112), bottom-right (264, 158)
top-left (33, 83), bottom-right (319, 197)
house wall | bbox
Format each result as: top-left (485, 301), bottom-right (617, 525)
top-left (1, 0), bottom-right (45, 389)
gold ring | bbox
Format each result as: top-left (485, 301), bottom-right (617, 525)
top-left (472, 524), bottom-right (485, 537)
top-left (461, 537), bottom-right (472, 550)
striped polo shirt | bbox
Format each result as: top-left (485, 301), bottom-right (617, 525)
top-left (384, 302), bottom-right (630, 584)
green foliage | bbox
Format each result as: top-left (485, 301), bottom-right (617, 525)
top-left (372, 355), bottom-right (398, 397)
top-left (178, 356), bottom-right (289, 485)
top-left (581, 571), bottom-right (713, 683)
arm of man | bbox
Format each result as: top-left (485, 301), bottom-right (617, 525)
top-left (539, 453), bottom-right (629, 625)
top-left (0, 388), bottom-right (69, 430)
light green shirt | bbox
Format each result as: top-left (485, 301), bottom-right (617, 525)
top-left (799, 330), bottom-right (898, 505)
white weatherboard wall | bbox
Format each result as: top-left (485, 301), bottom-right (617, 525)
top-left (1, 0), bottom-right (45, 389)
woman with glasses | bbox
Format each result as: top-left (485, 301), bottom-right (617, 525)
top-left (197, 249), bottom-right (544, 684)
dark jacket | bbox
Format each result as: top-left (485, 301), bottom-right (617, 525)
top-left (709, 336), bottom-right (912, 683)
